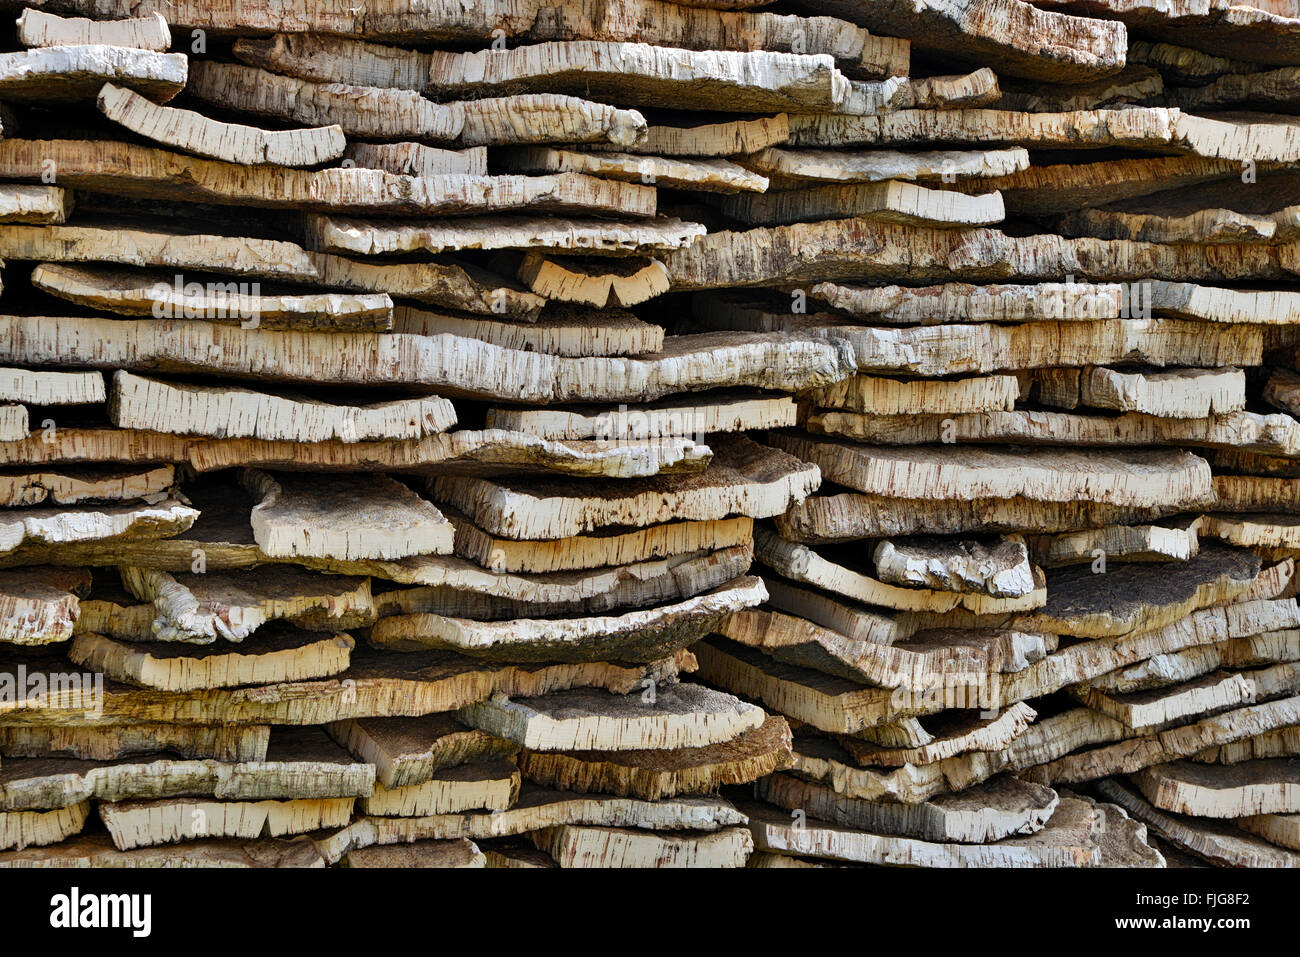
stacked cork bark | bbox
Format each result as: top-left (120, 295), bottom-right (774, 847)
top-left (0, 0), bottom-right (1299, 869)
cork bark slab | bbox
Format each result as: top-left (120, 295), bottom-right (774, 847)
top-left (460, 683), bottom-right (766, 752)
top-left (0, 639), bottom-right (691, 727)
top-left (314, 787), bottom-right (746, 864)
top-left (0, 727), bottom-right (374, 810)
top-left (233, 36), bottom-right (852, 114)
top-left (741, 146), bottom-right (1028, 187)
top-left (498, 147), bottom-right (769, 193)
top-left (758, 772), bottom-right (1059, 843)
top-left (0, 723), bottom-right (269, 763)
top-left (808, 374), bottom-right (1020, 415)
top-left (530, 823), bottom-right (753, 867)
top-left (0, 800), bottom-right (89, 850)
top-left (369, 575), bottom-right (766, 663)
top-left (360, 758), bottom-right (520, 816)
top-left (344, 142), bottom-right (487, 177)
top-left (1133, 758), bottom-right (1300, 817)
top-left (0, 317), bottom-right (857, 402)
top-left (391, 305), bottom-right (664, 358)
top-left (17, 10), bottom-right (171, 50)
top-left (99, 796), bottom-right (355, 849)
top-left (740, 795), bottom-right (1112, 867)
top-left (769, 434), bottom-right (1215, 509)
top-left (0, 45), bottom-right (186, 102)
top-left (807, 281), bottom-right (1124, 323)
top-left (344, 837), bottom-right (484, 868)
top-left (245, 470), bottom-right (454, 562)
top-left (98, 83), bottom-right (347, 168)
top-left (517, 713), bottom-right (791, 800)
top-left (0, 832), bottom-right (325, 867)
top-left (0, 184), bottom-right (71, 224)
top-left (305, 214), bottom-right (705, 258)
top-left (110, 372), bottom-right (457, 443)
top-left (486, 394), bottom-right (796, 441)
top-left (431, 434), bottom-right (819, 540)
top-left (1096, 779), bottom-right (1300, 867)
top-left (327, 715), bottom-right (519, 789)
top-left (187, 62), bottom-right (646, 147)
top-left (70, 626), bottom-right (356, 690)
top-left (0, 140), bottom-right (656, 217)
top-left (719, 180), bottom-right (1006, 228)
top-left (1028, 519), bottom-right (1203, 566)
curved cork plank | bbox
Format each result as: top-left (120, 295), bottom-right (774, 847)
top-left (769, 434), bottom-right (1215, 509)
top-left (391, 305), bottom-right (664, 359)
top-left (0, 45), bottom-right (186, 102)
top-left (99, 796), bottom-right (355, 850)
top-left (98, 83), bottom-right (347, 168)
top-left (234, 36), bottom-right (852, 114)
top-left (795, 0), bottom-right (1125, 82)
top-left (369, 576), bottom-right (766, 662)
top-left (109, 372), bottom-right (458, 443)
top-left (360, 759), bottom-right (520, 816)
top-left (431, 435), bottom-right (819, 539)
top-left (497, 147), bottom-right (769, 193)
top-left (459, 683), bottom-right (766, 751)
top-left (0, 723), bottom-right (269, 762)
top-left (0, 140), bottom-right (657, 217)
top-left (314, 788), bottom-right (745, 864)
top-left (485, 394), bottom-right (797, 441)
top-left (758, 772), bottom-right (1058, 843)
top-left (17, 10), bottom-right (171, 50)
top-left (327, 715), bottom-right (519, 789)
top-left (740, 147), bottom-right (1029, 186)
top-left (531, 823), bottom-right (753, 867)
top-left (0, 317), bottom-right (857, 402)
top-left (304, 214), bottom-right (705, 257)
top-left (0, 728), bottom-right (374, 809)
top-left (0, 801), bottom-right (89, 850)
top-left (517, 714), bottom-right (791, 800)
top-left (244, 470), bottom-right (454, 562)
top-left (187, 61), bottom-right (647, 148)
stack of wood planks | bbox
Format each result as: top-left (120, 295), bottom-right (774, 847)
top-left (0, 0), bottom-right (1298, 869)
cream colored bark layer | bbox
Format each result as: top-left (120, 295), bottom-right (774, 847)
top-left (807, 281), bottom-right (1123, 323)
top-left (0, 801), bottom-right (89, 851)
top-left (720, 180), bottom-right (1006, 228)
top-left (432, 436), bottom-right (818, 539)
top-left (741, 147), bottom-right (1028, 186)
top-left (305, 214), bottom-right (705, 257)
top-left (517, 714), bottom-right (791, 800)
top-left (371, 576), bottom-right (764, 663)
top-left (244, 470), bottom-right (454, 562)
top-left (0, 465), bottom-right (172, 508)
top-left (0, 184), bottom-right (70, 223)
top-left (517, 253), bottom-right (670, 308)
top-left (0, 833), bottom-right (325, 867)
top-left (98, 83), bottom-right (346, 168)
top-left (110, 372), bottom-right (456, 443)
top-left (593, 114), bottom-right (789, 157)
top-left (0, 499), bottom-right (198, 562)
top-left (361, 760), bottom-right (520, 816)
top-left (0, 317), bottom-right (856, 401)
top-left (531, 824), bottom-right (753, 867)
top-left (17, 10), bottom-right (171, 50)
top-left (343, 142), bottom-right (487, 177)
top-left (498, 147), bottom-right (768, 193)
top-left (486, 395), bottom-right (796, 440)
top-left (392, 305), bottom-right (663, 358)
top-left (460, 684), bottom-right (765, 751)
top-left (234, 36), bottom-right (851, 114)
top-left (0, 45), bottom-right (185, 101)
top-left (327, 715), bottom-right (519, 789)
top-left (99, 797), bottom-right (355, 850)
top-left (770, 434), bottom-right (1213, 508)
top-left (1037, 366), bottom-right (1245, 417)
top-left (809, 374), bottom-right (1018, 414)
top-left (0, 140), bottom-right (656, 217)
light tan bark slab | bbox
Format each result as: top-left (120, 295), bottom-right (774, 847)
top-left (97, 83), bottom-right (346, 168)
